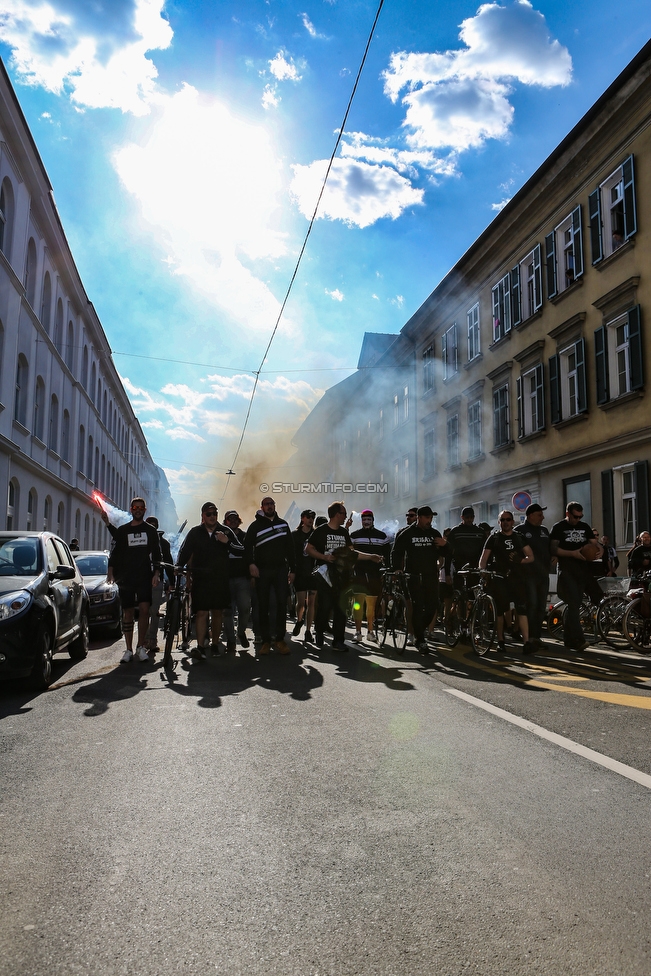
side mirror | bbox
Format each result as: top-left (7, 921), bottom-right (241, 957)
top-left (51, 565), bottom-right (76, 581)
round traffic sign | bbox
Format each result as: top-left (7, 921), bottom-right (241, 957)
top-left (512, 490), bottom-right (532, 512)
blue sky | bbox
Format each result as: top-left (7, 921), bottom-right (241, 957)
top-left (1, 1), bottom-right (650, 524)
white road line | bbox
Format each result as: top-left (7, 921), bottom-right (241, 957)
top-left (444, 687), bottom-right (651, 791)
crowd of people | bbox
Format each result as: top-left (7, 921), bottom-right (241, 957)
top-left (96, 494), bottom-right (651, 663)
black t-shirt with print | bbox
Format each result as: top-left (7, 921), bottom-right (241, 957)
top-left (309, 524), bottom-right (352, 558)
top-left (550, 518), bottom-right (593, 576)
top-left (391, 523), bottom-right (448, 576)
top-left (483, 530), bottom-right (526, 576)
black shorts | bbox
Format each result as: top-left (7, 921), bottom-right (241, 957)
top-left (352, 571), bottom-right (383, 598)
top-left (191, 576), bottom-right (231, 611)
top-left (294, 574), bottom-right (317, 594)
top-left (118, 579), bottom-right (153, 610)
top-left (488, 574), bottom-right (527, 616)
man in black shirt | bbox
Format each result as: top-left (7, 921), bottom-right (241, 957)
top-left (350, 510), bottom-right (390, 642)
top-left (549, 501), bottom-right (603, 651)
top-left (107, 497), bottom-right (161, 664)
top-left (628, 530), bottom-right (651, 577)
top-left (306, 501), bottom-right (382, 652)
top-left (178, 502), bottom-right (243, 658)
top-left (291, 509), bottom-right (317, 643)
top-left (479, 511), bottom-right (534, 653)
top-left (244, 496), bottom-right (295, 656)
top-left (514, 503), bottom-right (551, 648)
top-left (391, 505), bottom-right (449, 654)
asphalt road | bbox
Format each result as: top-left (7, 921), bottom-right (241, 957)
top-left (2, 627), bottom-right (651, 975)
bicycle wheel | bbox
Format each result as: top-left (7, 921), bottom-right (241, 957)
top-left (163, 595), bottom-right (181, 669)
top-left (390, 596), bottom-right (409, 655)
top-left (596, 595), bottom-right (629, 649)
top-left (181, 591), bottom-right (192, 650)
top-left (470, 594), bottom-right (496, 656)
top-left (579, 599), bottom-right (597, 643)
top-left (379, 595), bottom-right (393, 648)
top-left (546, 602), bottom-right (566, 642)
top-left (623, 598), bottom-right (651, 653)
top-left (445, 596), bottom-right (461, 647)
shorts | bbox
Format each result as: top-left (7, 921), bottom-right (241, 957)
top-left (294, 573), bottom-right (317, 593)
top-left (191, 576), bottom-right (231, 611)
top-left (118, 579), bottom-right (153, 610)
top-left (488, 574), bottom-right (527, 616)
top-left (352, 571), bottom-right (383, 598)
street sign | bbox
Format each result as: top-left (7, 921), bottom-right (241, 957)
top-left (512, 490), bottom-right (532, 512)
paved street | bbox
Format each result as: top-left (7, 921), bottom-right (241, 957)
top-left (2, 628), bottom-right (651, 975)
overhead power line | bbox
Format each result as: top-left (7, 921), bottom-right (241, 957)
top-left (219, 0), bottom-right (386, 503)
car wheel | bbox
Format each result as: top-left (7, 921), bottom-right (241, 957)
top-left (30, 628), bottom-right (53, 690)
top-left (69, 612), bottom-right (90, 660)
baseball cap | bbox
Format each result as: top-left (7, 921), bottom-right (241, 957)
top-left (301, 509), bottom-right (316, 518)
top-left (417, 505), bottom-right (438, 517)
top-left (526, 503), bottom-right (547, 516)
top-left (224, 510), bottom-right (239, 520)
top-left (461, 506), bottom-right (475, 517)
top-left (201, 501), bottom-right (218, 514)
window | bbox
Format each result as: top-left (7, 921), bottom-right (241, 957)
top-left (393, 460), bottom-right (400, 497)
top-left (442, 324), bottom-right (458, 379)
top-left (7, 479), bottom-right (18, 529)
top-left (78, 425), bottom-right (85, 472)
top-left (0, 178), bottom-right (15, 260)
top-left (379, 408), bottom-right (384, 439)
top-left (402, 456), bottom-right (410, 495)
top-left (61, 410), bottom-right (70, 462)
top-left (48, 395), bottom-right (59, 453)
top-left (467, 304), bottom-right (480, 361)
top-left (14, 354), bottom-right (28, 426)
top-left (41, 272), bottom-right (52, 332)
top-left (402, 386), bottom-right (409, 423)
top-left (468, 399), bottom-right (482, 458)
top-left (424, 428), bottom-right (435, 479)
top-left (621, 468), bottom-right (636, 546)
top-left (393, 393), bottom-right (399, 428)
top-left (33, 376), bottom-right (45, 441)
top-left (545, 207), bottom-right (584, 298)
top-left (563, 475), bottom-right (591, 526)
top-left (27, 489), bottom-right (36, 530)
top-left (84, 513), bottom-right (90, 549)
top-left (54, 299), bottom-right (64, 354)
top-left (82, 345), bottom-right (88, 389)
top-left (512, 245), bottom-right (542, 322)
top-left (595, 306), bottom-right (643, 405)
top-left (516, 364), bottom-right (545, 437)
top-left (549, 339), bottom-right (587, 423)
top-left (491, 274), bottom-right (511, 341)
top-left (25, 238), bottom-right (37, 307)
top-left (446, 413), bottom-right (459, 467)
top-left (43, 496), bottom-right (51, 532)
top-left (90, 361), bottom-right (96, 403)
top-left (589, 155), bottom-right (637, 263)
top-left (66, 321), bottom-right (74, 371)
top-left (422, 345), bottom-right (434, 393)
top-left (57, 502), bottom-right (64, 537)
top-left (493, 384), bottom-right (510, 448)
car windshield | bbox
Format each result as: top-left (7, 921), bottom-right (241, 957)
top-left (0, 537), bottom-right (42, 576)
top-left (74, 553), bottom-right (109, 577)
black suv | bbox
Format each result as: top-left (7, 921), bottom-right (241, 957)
top-left (0, 532), bottom-right (89, 690)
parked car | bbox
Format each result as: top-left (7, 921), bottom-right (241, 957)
top-left (0, 532), bottom-right (89, 690)
top-left (72, 551), bottom-right (121, 634)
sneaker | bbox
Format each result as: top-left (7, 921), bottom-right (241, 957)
top-left (352, 632), bottom-right (362, 643)
top-left (304, 630), bottom-right (314, 644)
top-left (191, 646), bottom-right (207, 660)
top-left (136, 645), bottom-right (149, 662)
top-left (497, 641), bottom-right (506, 653)
top-left (292, 620), bottom-right (303, 636)
top-left (417, 641), bottom-right (430, 655)
top-left (332, 640), bottom-right (348, 653)
top-left (238, 632), bottom-right (250, 649)
top-left (522, 640), bottom-right (535, 655)
top-left (315, 632), bottom-right (324, 648)
top-left (275, 640), bottom-right (290, 655)
top-left (259, 642), bottom-right (271, 656)
top-left (367, 631), bottom-right (378, 643)
top-left (406, 635), bottom-right (416, 646)
top-left (121, 648), bottom-right (133, 664)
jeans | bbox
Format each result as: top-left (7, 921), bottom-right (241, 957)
top-left (256, 565), bottom-right (289, 643)
top-left (222, 576), bottom-right (252, 642)
top-left (408, 574), bottom-right (439, 643)
top-left (314, 575), bottom-right (348, 643)
top-left (558, 570), bottom-right (602, 647)
top-left (525, 572), bottom-right (549, 640)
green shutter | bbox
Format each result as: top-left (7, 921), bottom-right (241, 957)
top-left (516, 375), bottom-right (523, 438)
top-left (576, 337), bottom-right (587, 413)
top-left (545, 232), bottom-right (557, 299)
top-left (595, 326), bottom-right (609, 404)
top-left (533, 243), bottom-right (542, 312)
top-left (535, 363), bottom-right (545, 430)
top-left (549, 354), bottom-right (561, 424)
top-left (635, 460), bottom-right (650, 533)
top-left (623, 154), bottom-right (637, 240)
top-left (511, 265), bottom-right (521, 327)
top-left (601, 469), bottom-right (615, 546)
top-left (629, 305), bottom-right (643, 391)
top-left (572, 205), bottom-right (583, 278)
top-left (589, 188), bottom-right (602, 264)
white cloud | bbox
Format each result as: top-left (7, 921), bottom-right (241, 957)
top-left (262, 83), bottom-right (280, 109)
top-left (325, 288), bottom-right (344, 301)
top-left (164, 466), bottom-right (216, 496)
top-left (340, 130), bottom-right (458, 178)
top-left (300, 13), bottom-right (326, 39)
top-left (290, 156), bottom-right (423, 229)
top-left (0, 0), bottom-right (172, 115)
top-left (268, 51), bottom-right (302, 81)
top-left (382, 1), bottom-right (571, 152)
top-left (166, 428), bottom-right (206, 442)
top-left (390, 295), bottom-right (404, 308)
top-left (491, 197), bottom-right (511, 211)
top-left (114, 84), bottom-right (287, 333)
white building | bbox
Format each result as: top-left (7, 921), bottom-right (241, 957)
top-left (0, 58), bottom-right (177, 546)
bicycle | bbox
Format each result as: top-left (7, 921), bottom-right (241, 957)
top-left (445, 566), bottom-right (481, 647)
top-left (621, 572), bottom-right (651, 652)
top-left (469, 571), bottom-right (500, 657)
top-left (377, 570), bottom-right (410, 655)
top-left (162, 564), bottom-right (191, 671)
top-left (546, 596), bottom-right (597, 643)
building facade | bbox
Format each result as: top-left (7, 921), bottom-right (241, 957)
top-left (0, 59), bottom-right (177, 546)
top-left (294, 40), bottom-right (651, 550)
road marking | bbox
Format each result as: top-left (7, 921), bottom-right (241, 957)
top-left (444, 687), bottom-right (651, 790)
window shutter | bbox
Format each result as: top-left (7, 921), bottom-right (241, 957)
top-left (545, 232), bottom-right (556, 299)
top-left (535, 363), bottom-right (545, 430)
top-left (572, 205), bottom-right (583, 279)
top-left (533, 244), bottom-right (542, 312)
top-left (442, 330), bottom-right (447, 373)
top-left (628, 305), bottom-right (643, 391)
top-left (588, 188), bottom-right (603, 264)
top-left (549, 354), bottom-right (561, 424)
top-left (510, 265), bottom-right (521, 327)
top-left (503, 275), bottom-right (511, 333)
top-left (452, 323), bottom-right (458, 372)
top-left (635, 460), bottom-right (650, 534)
top-left (594, 326), bottom-right (609, 404)
top-left (623, 154), bottom-right (637, 240)
top-left (516, 375), bottom-right (523, 438)
top-left (601, 469), bottom-right (615, 546)
top-left (492, 285), bottom-right (500, 342)
top-left (575, 337), bottom-right (587, 413)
